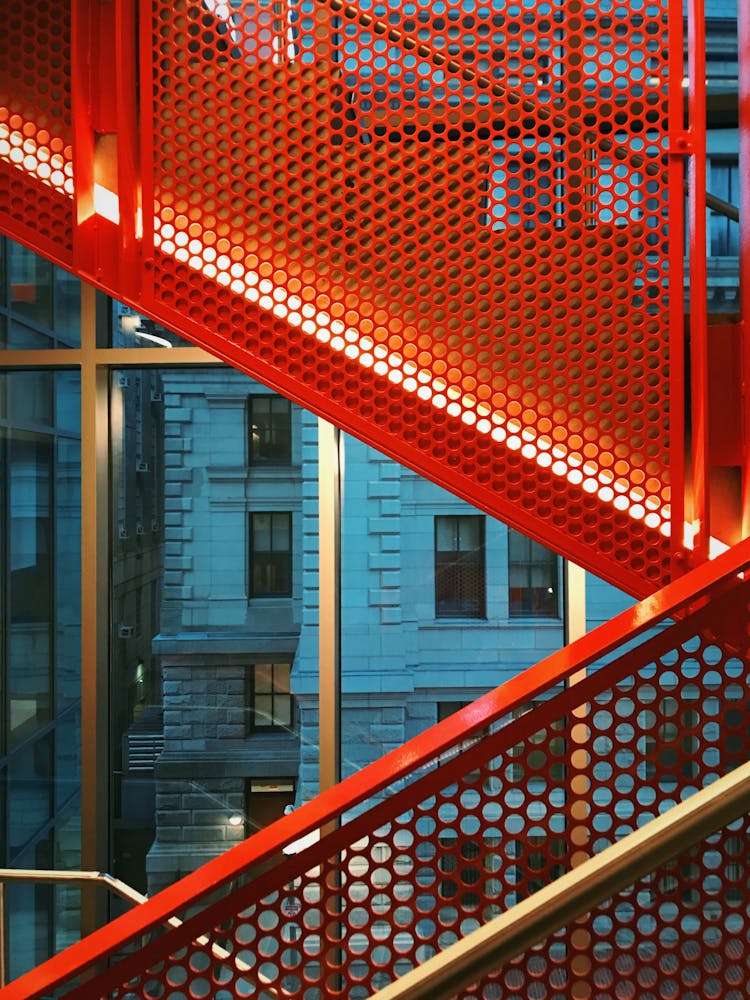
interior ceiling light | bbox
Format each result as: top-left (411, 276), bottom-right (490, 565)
top-left (2, 114), bottom-right (679, 541)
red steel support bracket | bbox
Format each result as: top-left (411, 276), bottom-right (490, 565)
top-left (740, 0), bottom-right (750, 534)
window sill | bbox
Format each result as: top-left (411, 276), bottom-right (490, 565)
top-left (422, 619), bottom-right (562, 629)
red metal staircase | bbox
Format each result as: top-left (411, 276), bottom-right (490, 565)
top-left (4, 536), bottom-right (750, 999)
top-left (0, 0), bottom-right (704, 597)
top-left (1, 1), bottom-right (749, 997)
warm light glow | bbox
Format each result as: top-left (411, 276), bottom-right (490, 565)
top-left (683, 521), bottom-right (730, 559)
top-left (0, 119), bottom-right (74, 196)
top-left (5, 113), bottom-right (674, 539)
top-left (155, 210), bottom-right (672, 533)
top-left (94, 183), bottom-right (120, 223)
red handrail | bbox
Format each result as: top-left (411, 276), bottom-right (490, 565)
top-left (6, 533), bottom-right (750, 1000)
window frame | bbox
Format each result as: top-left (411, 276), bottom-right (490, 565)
top-left (248, 394), bottom-right (293, 466)
top-left (248, 511), bottom-right (293, 598)
top-left (247, 663), bottom-right (294, 733)
top-left (507, 529), bottom-right (560, 619)
top-left (434, 514), bottom-right (486, 620)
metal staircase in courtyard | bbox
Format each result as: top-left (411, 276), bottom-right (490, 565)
top-left (1, 0), bottom-right (749, 997)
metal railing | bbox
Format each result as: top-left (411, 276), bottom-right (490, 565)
top-left (370, 757), bottom-right (750, 1000)
top-left (0, 869), bottom-right (148, 989)
top-left (0, 869), bottom-right (275, 997)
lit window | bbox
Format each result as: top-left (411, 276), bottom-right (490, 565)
top-left (249, 664), bottom-right (293, 730)
top-left (507, 529), bottom-right (559, 618)
top-left (435, 515), bottom-right (486, 619)
top-left (249, 512), bottom-right (292, 597)
top-left (248, 395), bottom-right (292, 465)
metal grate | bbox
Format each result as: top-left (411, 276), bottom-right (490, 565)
top-left (0, 0), bottom-right (684, 596)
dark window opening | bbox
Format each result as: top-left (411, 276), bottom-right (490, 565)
top-left (248, 663), bottom-right (293, 731)
top-left (435, 515), bottom-right (486, 619)
top-left (249, 395), bottom-right (292, 465)
top-left (249, 511), bottom-right (292, 597)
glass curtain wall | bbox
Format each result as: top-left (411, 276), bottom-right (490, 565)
top-left (0, 235), bottom-right (82, 982)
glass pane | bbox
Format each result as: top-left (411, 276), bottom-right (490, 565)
top-left (111, 366), bottom-right (311, 898)
top-left (0, 369), bottom-right (82, 979)
top-left (458, 516), bottom-right (482, 551)
top-left (275, 697), bottom-right (292, 728)
top-left (255, 695), bottom-right (274, 726)
top-left (255, 664), bottom-right (273, 692)
top-left (6, 835), bottom-right (54, 982)
top-left (9, 371), bottom-right (53, 424)
top-left (253, 513), bottom-right (271, 551)
top-left (0, 238), bottom-right (80, 348)
top-left (8, 735), bottom-right (53, 855)
top-left (8, 434), bottom-right (52, 738)
top-left (272, 513), bottom-right (290, 549)
top-left (8, 241), bottom-right (52, 328)
top-left (276, 664), bottom-right (291, 694)
top-left (53, 267), bottom-right (82, 346)
top-left (435, 516), bottom-right (456, 552)
top-left (109, 302), bottom-right (198, 348)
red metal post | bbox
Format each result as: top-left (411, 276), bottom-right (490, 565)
top-left (668, 0), bottom-right (687, 569)
top-left (739, 0), bottom-right (750, 534)
top-left (687, 0), bottom-right (709, 562)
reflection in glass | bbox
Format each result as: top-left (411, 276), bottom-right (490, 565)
top-left (109, 303), bottom-right (196, 348)
top-left (111, 367), bottom-right (310, 897)
top-left (8, 242), bottom-right (52, 329)
top-left (53, 268), bottom-right (82, 346)
top-left (6, 835), bottom-right (54, 982)
top-left (8, 433), bottom-right (52, 739)
top-left (0, 237), bottom-right (81, 348)
top-left (8, 735), bottom-right (53, 854)
top-left (0, 369), bottom-right (81, 980)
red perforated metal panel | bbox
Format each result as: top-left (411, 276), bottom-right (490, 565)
top-left (8, 540), bottom-right (750, 1000)
top-left (0, 0), bottom-right (74, 268)
top-left (469, 816), bottom-right (750, 1000)
top-left (0, 0), bottom-right (687, 596)
top-left (141, 0), bottom-right (682, 595)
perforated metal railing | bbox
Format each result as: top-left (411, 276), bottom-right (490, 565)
top-left (5, 537), bottom-right (750, 1000)
top-left (468, 812), bottom-right (750, 1000)
top-left (0, 0), bottom-right (691, 596)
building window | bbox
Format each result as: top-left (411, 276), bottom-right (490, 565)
top-left (249, 512), bottom-right (292, 597)
top-left (507, 530), bottom-right (559, 618)
top-left (437, 702), bottom-right (469, 723)
top-left (248, 395), bottom-right (292, 465)
top-left (708, 158), bottom-right (739, 257)
top-left (249, 664), bottom-right (293, 730)
top-left (434, 515), bottom-right (486, 619)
